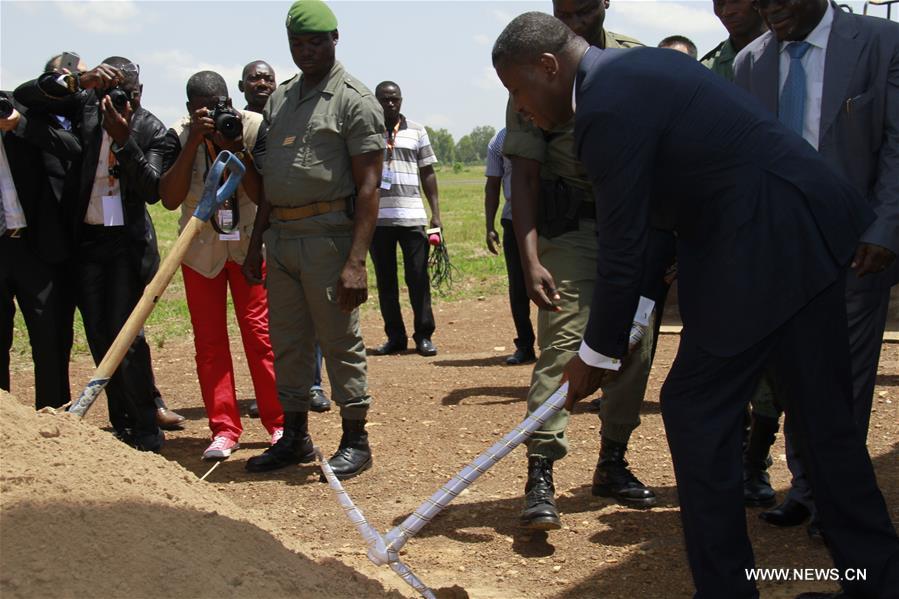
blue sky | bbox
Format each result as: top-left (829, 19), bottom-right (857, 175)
top-left (1, 0), bottom-right (888, 141)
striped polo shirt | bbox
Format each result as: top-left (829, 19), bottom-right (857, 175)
top-left (378, 116), bottom-right (437, 227)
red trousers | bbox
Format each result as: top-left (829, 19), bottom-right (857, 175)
top-left (182, 261), bottom-right (282, 440)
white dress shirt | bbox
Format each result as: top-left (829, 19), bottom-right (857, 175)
top-left (84, 132), bottom-right (120, 225)
top-left (778, 2), bottom-right (834, 149)
top-left (0, 138), bottom-right (27, 230)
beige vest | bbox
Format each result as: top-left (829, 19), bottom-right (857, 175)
top-left (172, 110), bottom-right (261, 278)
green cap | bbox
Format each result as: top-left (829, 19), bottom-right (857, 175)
top-left (286, 0), bottom-right (338, 35)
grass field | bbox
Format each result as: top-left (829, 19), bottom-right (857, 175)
top-left (10, 164), bottom-right (508, 358)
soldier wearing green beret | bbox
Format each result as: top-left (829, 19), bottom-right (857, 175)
top-left (243, 0), bottom-right (385, 479)
top-left (505, 0), bottom-right (662, 530)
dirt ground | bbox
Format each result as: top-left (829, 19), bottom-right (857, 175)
top-left (6, 294), bottom-right (898, 598)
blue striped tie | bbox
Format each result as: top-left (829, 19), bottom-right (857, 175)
top-left (779, 41), bottom-right (812, 135)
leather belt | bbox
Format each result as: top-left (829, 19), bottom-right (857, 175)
top-left (271, 199), bottom-right (346, 221)
top-left (2, 228), bottom-right (23, 239)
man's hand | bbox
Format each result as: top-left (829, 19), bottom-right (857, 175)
top-left (430, 215), bottom-right (442, 230)
top-left (336, 260), bottom-right (368, 313)
top-left (100, 95), bottom-right (132, 146)
top-left (562, 354), bottom-right (607, 411)
top-left (851, 243), bottom-right (895, 277)
top-left (486, 229), bottom-right (500, 255)
top-left (211, 130), bottom-right (245, 153)
top-left (524, 261), bottom-right (561, 311)
top-left (78, 64), bottom-right (124, 91)
top-left (242, 246), bottom-right (264, 285)
top-left (0, 108), bottom-right (20, 132)
top-left (186, 107), bottom-right (215, 145)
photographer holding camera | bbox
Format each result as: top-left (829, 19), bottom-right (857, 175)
top-left (14, 56), bottom-right (168, 452)
top-left (158, 71), bottom-right (282, 460)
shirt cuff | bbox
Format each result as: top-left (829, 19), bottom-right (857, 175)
top-left (578, 296), bottom-right (657, 371)
top-left (577, 341), bottom-right (623, 371)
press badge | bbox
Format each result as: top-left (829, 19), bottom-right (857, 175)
top-left (217, 209), bottom-right (240, 241)
top-left (380, 168), bottom-right (394, 191)
top-left (102, 194), bottom-right (124, 227)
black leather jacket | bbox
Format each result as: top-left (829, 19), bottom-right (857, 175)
top-left (14, 75), bottom-right (166, 283)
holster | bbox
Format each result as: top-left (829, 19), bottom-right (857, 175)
top-left (536, 178), bottom-right (594, 239)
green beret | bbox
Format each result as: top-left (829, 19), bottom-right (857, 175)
top-left (286, 0), bottom-right (337, 35)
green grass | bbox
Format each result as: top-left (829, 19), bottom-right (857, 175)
top-left (10, 164), bottom-right (507, 358)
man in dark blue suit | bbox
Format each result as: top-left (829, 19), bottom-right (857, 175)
top-left (493, 12), bottom-right (898, 599)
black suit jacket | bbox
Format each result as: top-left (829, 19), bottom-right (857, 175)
top-left (14, 76), bottom-right (166, 283)
top-left (0, 92), bottom-right (74, 264)
top-left (573, 47), bottom-right (873, 358)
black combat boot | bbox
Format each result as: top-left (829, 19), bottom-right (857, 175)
top-left (743, 413), bottom-right (779, 507)
top-left (519, 456), bottom-right (562, 530)
top-left (245, 411), bottom-right (315, 472)
top-left (592, 437), bottom-right (657, 508)
top-left (326, 419), bottom-right (372, 480)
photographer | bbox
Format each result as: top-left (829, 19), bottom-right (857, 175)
top-left (14, 57), bottom-right (167, 452)
top-left (159, 70), bottom-right (282, 460)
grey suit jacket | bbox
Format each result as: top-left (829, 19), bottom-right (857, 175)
top-left (734, 4), bottom-right (899, 289)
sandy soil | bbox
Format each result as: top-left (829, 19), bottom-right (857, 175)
top-left (5, 294), bottom-right (898, 598)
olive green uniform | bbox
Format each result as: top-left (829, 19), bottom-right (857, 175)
top-left (700, 39), bottom-right (738, 82)
top-left (504, 30), bottom-right (654, 461)
top-left (702, 40), bottom-right (779, 419)
top-left (261, 61), bottom-right (385, 419)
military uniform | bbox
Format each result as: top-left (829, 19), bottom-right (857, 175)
top-left (700, 39), bottom-right (738, 82)
top-left (504, 30), bottom-right (653, 462)
top-left (260, 61), bottom-right (385, 420)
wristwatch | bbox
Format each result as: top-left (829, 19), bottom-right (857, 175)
top-left (233, 147), bottom-right (250, 162)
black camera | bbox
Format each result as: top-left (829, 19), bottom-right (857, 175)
top-left (99, 87), bottom-right (130, 112)
top-left (209, 97), bottom-right (242, 140)
top-left (0, 97), bottom-right (13, 119)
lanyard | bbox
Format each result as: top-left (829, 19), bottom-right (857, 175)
top-left (385, 119), bottom-right (401, 163)
top-left (203, 139), bottom-right (239, 234)
top-left (106, 146), bottom-right (118, 190)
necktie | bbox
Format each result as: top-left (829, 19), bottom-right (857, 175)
top-left (779, 41), bottom-right (812, 135)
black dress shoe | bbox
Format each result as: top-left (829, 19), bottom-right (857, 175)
top-left (760, 498), bottom-right (811, 527)
top-left (505, 348), bottom-right (536, 365)
top-left (520, 456), bottom-right (562, 530)
top-left (248, 400), bottom-right (260, 418)
top-left (370, 338), bottom-right (408, 355)
top-left (415, 338), bottom-right (437, 357)
top-left (310, 388), bottom-right (332, 413)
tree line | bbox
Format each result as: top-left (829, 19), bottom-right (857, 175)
top-left (426, 125), bottom-right (496, 165)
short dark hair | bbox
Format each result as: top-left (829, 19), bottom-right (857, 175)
top-left (186, 71), bottom-right (228, 101)
top-left (102, 55), bottom-right (140, 83)
top-left (658, 35), bottom-right (698, 59)
top-left (492, 11), bottom-right (576, 69)
top-left (375, 81), bottom-right (401, 96)
top-left (45, 54), bottom-right (62, 73)
top-left (241, 60), bottom-right (273, 80)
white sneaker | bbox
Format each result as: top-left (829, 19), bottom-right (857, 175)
top-left (270, 428), bottom-right (284, 446)
top-left (203, 436), bottom-right (239, 460)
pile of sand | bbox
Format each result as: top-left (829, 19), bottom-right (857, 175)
top-left (0, 392), bottom-right (400, 598)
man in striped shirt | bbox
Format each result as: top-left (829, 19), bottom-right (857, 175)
top-left (369, 81), bottom-right (441, 357)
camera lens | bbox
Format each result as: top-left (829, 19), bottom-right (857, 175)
top-left (0, 97), bottom-right (13, 119)
top-left (108, 88), bottom-right (129, 111)
top-left (215, 112), bottom-right (243, 140)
